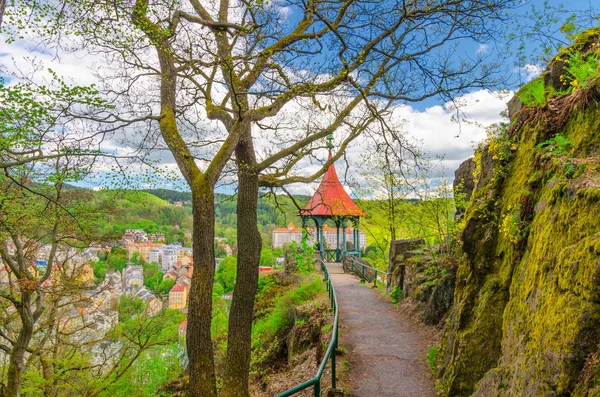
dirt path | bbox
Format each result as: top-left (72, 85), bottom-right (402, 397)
top-left (327, 263), bottom-right (437, 397)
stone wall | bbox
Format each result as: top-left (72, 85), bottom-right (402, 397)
top-left (387, 239), bottom-right (425, 289)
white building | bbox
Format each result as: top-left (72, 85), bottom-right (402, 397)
top-left (149, 243), bottom-right (193, 272)
top-left (272, 222), bottom-right (366, 249)
top-left (123, 265), bottom-right (144, 288)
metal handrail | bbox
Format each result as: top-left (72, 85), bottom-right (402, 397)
top-left (275, 259), bottom-right (339, 397)
top-left (347, 256), bottom-right (390, 289)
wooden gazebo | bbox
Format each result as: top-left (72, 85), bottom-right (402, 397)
top-left (300, 135), bottom-right (365, 262)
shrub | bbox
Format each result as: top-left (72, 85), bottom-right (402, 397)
top-left (537, 134), bottom-right (574, 156)
top-left (389, 286), bottom-right (402, 304)
top-left (517, 78), bottom-right (546, 107)
top-left (250, 276), bottom-right (325, 371)
top-left (427, 346), bottom-right (439, 372)
top-left (565, 52), bottom-right (599, 90)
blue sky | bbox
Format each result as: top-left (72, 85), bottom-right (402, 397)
top-left (1, 0), bottom-right (598, 195)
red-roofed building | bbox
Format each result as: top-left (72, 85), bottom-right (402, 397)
top-left (299, 134), bottom-right (366, 261)
top-left (169, 284), bottom-right (188, 309)
top-left (179, 320), bottom-right (188, 340)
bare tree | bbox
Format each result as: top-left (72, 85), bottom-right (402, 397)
top-left (13, 0), bottom-right (531, 395)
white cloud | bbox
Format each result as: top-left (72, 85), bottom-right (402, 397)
top-left (477, 44), bottom-right (489, 54)
top-left (282, 90), bottom-right (511, 196)
top-left (278, 6), bottom-right (291, 21)
top-left (519, 64), bottom-right (543, 82)
top-left (1, 28), bottom-right (512, 197)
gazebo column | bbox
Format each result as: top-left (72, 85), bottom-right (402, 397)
top-left (341, 219), bottom-right (347, 257)
top-left (314, 216), bottom-right (326, 261)
top-left (352, 218), bottom-right (360, 255)
top-left (335, 222), bottom-right (341, 261)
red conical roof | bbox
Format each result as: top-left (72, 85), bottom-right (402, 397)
top-left (301, 152), bottom-right (365, 217)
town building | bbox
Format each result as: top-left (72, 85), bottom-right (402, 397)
top-left (0, 266), bottom-right (10, 284)
top-left (149, 243), bottom-right (193, 272)
top-left (179, 320), bottom-right (187, 341)
top-left (147, 233), bottom-right (166, 243)
top-left (135, 287), bottom-right (163, 315)
top-left (125, 242), bottom-right (165, 262)
top-left (123, 229), bottom-right (148, 243)
top-left (169, 285), bottom-right (188, 309)
top-left (123, 265), bottom-right (144, 288)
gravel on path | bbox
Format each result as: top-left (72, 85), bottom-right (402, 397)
top-left (328, 264), bottom-right (437, 397)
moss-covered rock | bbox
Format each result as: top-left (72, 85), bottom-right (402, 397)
top-left (438, 27), bottom-right (600, 397)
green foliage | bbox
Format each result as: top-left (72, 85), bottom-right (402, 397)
top-left (517, 78), bottom-right (546, 107)
top-left (427, 346), bottom-right (439, 372)
top-left (564, 52), bottom-right (599, 90)
top-left (99, 344), bottom-right (182, 397)
top-left (251, 277), bottom-right (325, 371)
top-left (92, 260), bottom-right (108, 280)
top-left (107, 246), bottom-right (128, 272)
top-left (537, 134), bottom-right (574, 156)
top-left (215, 245), bottom-right (228, 258)
top-left (143, 262), bottom-right (165, 293)
top-left (259, 248), bottom-right (276, 267)
top-left (500, 204), bottom-right (522, 244)
top-left (256, 274), bottom-right (276, 295)
top-left (215, 256), bottom-right (237, 292)
top-left (389, 286), bottom-right (403, 304)
top-left (158, 278), bottom-right (176, 295)
top-left (289, 230), bottom-right (316, 273)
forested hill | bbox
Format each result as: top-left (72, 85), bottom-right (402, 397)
top-left (91, 187), bottom-right (454, 265)
top-left (93, 188), bottom-right (312, 246)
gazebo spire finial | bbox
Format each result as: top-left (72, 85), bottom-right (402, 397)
top-left (326, 133), bottom-right (334, 152)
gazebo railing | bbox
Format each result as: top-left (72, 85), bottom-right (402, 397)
top-left (347, 256), bottom-right (390, 289)
top-left (323, 249), bottom-right (340, 262)
top-left (275, 259), bottom-right (339, 397)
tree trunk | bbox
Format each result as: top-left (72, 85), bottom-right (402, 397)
top-left (6, 298), bottom-right (34, 397)
top-left (221, 128), bottom-right (261, 397)
top-left (0, 0), bottom-right (6, 28)
top-left (187, 184), bottom-right (218, 397)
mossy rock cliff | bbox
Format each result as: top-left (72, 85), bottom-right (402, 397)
top-left (438, 27), bottom-right (600, 396)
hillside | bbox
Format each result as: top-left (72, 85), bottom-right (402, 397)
top-left (437, 27), bottom-right (600, 396)
top-left (92, 188), bottom-right (453, 255)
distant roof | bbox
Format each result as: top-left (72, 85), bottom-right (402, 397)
top-left (171, 285), bottom-right (186, 292)
top-left (301, 152), bottom-right (365, 218)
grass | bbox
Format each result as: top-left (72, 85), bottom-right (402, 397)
top-left (427, 345), bottom-right (439, 373)
top-left (250, 275), bottom-right (326, 375)
top-left (517, 78), bottom-right (546, 107)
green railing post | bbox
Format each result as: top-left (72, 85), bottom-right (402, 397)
top-left (374, 270), bottom-right (377, 287)
top-left (314, 382), bottom-right (320, 397)
top-left (332, 341), bottom-right (337, 389)
top-left (361, 263), bottom-right (365, 280)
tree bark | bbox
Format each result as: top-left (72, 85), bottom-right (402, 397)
top-left (5, 295), bottom-right (34, 397)
top-left (221, 126), bottom-right (261, 397)
top-left (187, 184), bottom-right (218, 397)
top-left (0, 0), bottom-right (6, 28)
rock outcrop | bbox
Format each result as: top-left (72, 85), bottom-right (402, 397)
top-left (438, 27), bottom-right (600, 396)
top-left (453, 158), bottom-right (476, 218)
top-left (387, 239), bottom-right (425, 288)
